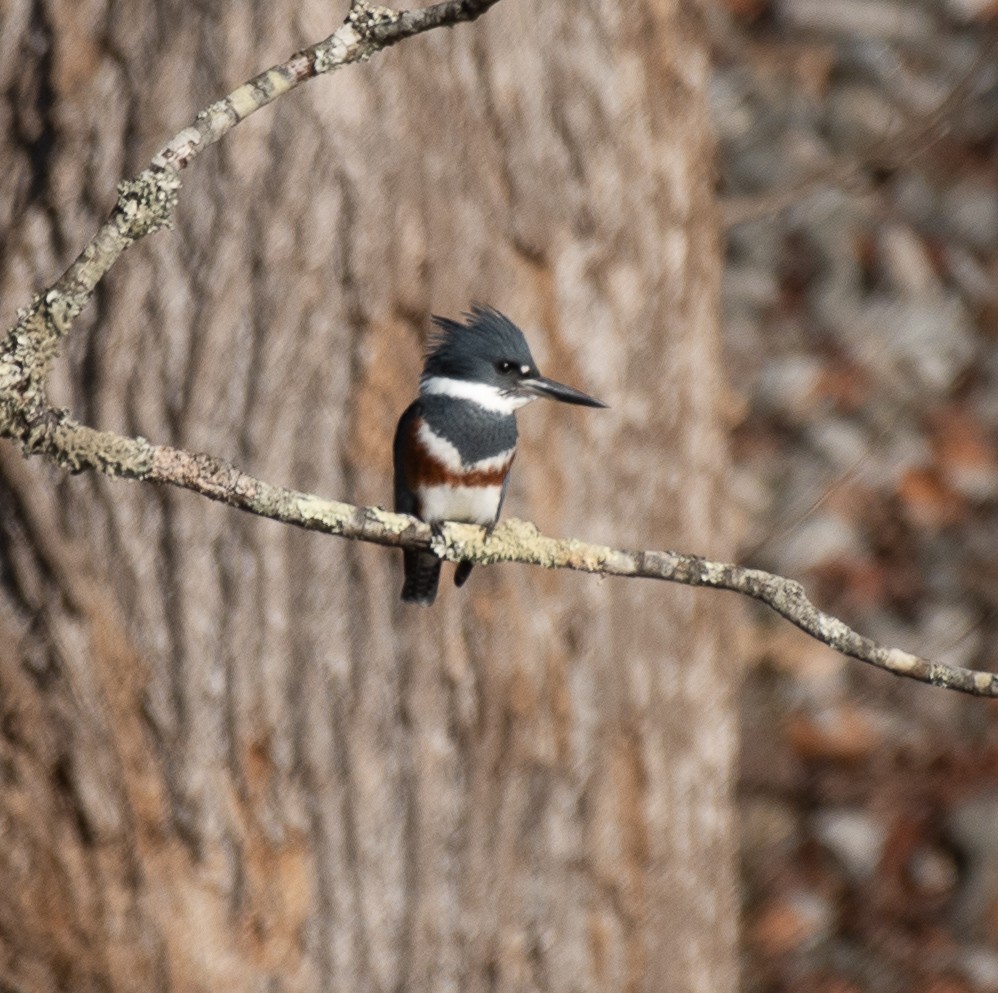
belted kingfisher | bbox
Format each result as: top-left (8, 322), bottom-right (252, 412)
top-left (393, 305), bottom-right (606, 605)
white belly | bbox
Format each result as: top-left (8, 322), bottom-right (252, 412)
top-left (417, 483), bottom-right (503, 525)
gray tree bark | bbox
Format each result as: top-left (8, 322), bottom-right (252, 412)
top-left (0, 1), bottom-right (737, 991)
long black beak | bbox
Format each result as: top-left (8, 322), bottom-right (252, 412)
top-left (521, 376), bottom-right (608, 408)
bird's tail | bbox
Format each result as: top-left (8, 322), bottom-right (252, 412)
top-left (453, 561), bottom-right (473, 588)
top-left (401, 550), bottom-right (441, 606)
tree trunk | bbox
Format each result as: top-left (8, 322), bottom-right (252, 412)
top-left (0, 1), bottom-right (737, 991)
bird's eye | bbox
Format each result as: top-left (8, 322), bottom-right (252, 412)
top-left (496, 360), bottom-right (515, 374)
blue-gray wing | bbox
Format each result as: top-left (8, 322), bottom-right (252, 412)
top-left (393, 400), bottom-right (422, 516)
top-left (393, 399), bottom-right (442, 604)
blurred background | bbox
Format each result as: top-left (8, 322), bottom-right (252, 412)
top-left (710, 0), bottom-right (998, 990)
top-left (1, 0), bottom-right (996, 989)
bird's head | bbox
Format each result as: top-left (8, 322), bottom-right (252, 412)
top-left (420, 305), bottom-right (607, 411)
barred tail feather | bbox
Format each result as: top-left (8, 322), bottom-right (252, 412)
top-left (401, 550), bottom-right (441, 606)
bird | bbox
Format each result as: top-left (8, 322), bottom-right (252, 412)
top-left (393, 304), bottom-right (606, 605)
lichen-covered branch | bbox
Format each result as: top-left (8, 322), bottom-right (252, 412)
top-left (1, 0), bottom-right (993, 701)
top-left (20, 412), bottom-right (995, 699)
top-left (0, 0), bottom-right (502, 452)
